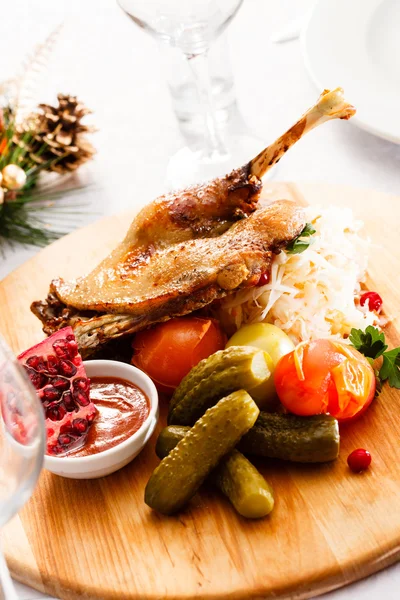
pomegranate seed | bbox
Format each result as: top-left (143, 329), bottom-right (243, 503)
top-left (36, 361), bottom-right (47, 373)
top-left (51, 376), bottom-right (70, 391)
top-left (26, 356), bottom-right (40, 369)
top-left (46, 355), bottom-right (59, 375)
top-left (360, 291), bottom-right (382, 312)
top-left (59, 434), bottom-right (73, 446)
top-left (42, 386), bottom-right (62, 402)
top-left (347, 448), bottom-right (371, 473)
top-left (26, 355), bottom-right (39, 369)
top-left (24, 366), bottom-right (47, 390)
top-left (72, 418), bottom-right (88, 433)
top-left (27, 355), bottom-right (47, 373)
top-left (66, 338), bottom-right (79, 358)
top-left (73, 389), bottom-right (90, 407)
top-left (257, 272), bottom-right (269, 287)
top-left (62, 391), bottom-right (76, 412)
top-left (73, 377), bottom-right (89, 391)
top-left (46, 404), bottom-right (67, 421)
top-left (51, 444), bottom-right (64, 455)
top-left (52, 339), bottom-right (69, 359)
top-left (60, 423), bottom-right (74, 435)
top-left (58, 359), bottom-right (77, 378)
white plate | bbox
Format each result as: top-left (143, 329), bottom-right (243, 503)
top-left (302, 0), bottom-right (400, 143)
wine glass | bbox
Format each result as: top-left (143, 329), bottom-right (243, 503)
top-left (117, 0), bottom-right (266, 188)
top-left (0, 336), bottom-right (45, 599)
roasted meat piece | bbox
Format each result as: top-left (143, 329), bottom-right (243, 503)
top-left (32, 88), bottom-right (355, 355)
top-left (32, 200), bottom-right (306, 355)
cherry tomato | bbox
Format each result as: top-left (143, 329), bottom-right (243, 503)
top-left (131, 317), bottom-right (226, 393)
top-left (274, 339), bottom-right (375, 421)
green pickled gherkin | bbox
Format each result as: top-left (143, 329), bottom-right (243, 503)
top-left (156, 429), bottom-right (274, 519)
top-left (145, 390), bottom-right (259, 515)
top-left (168, 346), bottom-right (272, 426)
top-left (214, 449), bottom-right (274, 518)
top-left (239, 412), bottom-right (339, 463)
top-left (157, 411), bottom-right (339, 464)
top-left (156, 425), bottom-right (190, 458)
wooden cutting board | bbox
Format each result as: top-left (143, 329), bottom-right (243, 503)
top-left (1, 182), bottom-right (400, 600)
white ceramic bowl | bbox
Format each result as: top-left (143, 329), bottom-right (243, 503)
top-left (44, 360), bottom-right (159, 479)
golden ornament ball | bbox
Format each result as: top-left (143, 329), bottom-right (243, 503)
top-left (0, 187), bottom-right (4, 205)
top-left (2, 164), bottom-right (27, 190)
top-left (0, 171), bottom-right (3, 187)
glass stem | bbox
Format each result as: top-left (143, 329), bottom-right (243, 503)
top-left (0, 548), bottom-right (17, 600)
top-left (187, 51), bottom-right (228, 159)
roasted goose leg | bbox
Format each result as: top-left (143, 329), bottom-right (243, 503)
top-left (32, 89), bottom-right (355, 355)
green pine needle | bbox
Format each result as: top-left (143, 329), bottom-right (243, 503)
top-left (0, 103), bottom-right (96, 248)
top-left (0, 183), bottom-right (96, 248)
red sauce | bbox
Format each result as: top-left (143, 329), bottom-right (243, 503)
top-left (68, 376), bottom-right (150, 457)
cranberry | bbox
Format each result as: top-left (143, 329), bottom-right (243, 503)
top-left (347, 448), bottom-right (371, 473)
top-left (257, 272), bottom-right (269, 287)
top-left (360, 291), bottom-right (382, 312)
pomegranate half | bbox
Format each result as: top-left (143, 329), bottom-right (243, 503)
top-left (18, 327), bottom-right (97, 456)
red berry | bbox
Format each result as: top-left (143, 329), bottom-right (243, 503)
top-left (360, 291), bottom-right (382, 312)
top-left (347, 448), bottom-right (371, 473)
top-left (257, 272), bottom-right (269, 287)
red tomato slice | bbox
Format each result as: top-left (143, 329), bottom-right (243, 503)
top-left (274, 339), bottom-right (375, 421)
top-left (132, 317), bottom-right (226, 393)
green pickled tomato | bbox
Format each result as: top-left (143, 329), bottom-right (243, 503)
top-left (226, 323), bottom-right (295, 366)
top-left (226, 324), bottom-right (295, 411)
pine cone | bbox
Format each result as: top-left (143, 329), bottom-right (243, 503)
top-left (14, 94), bottom-right (95, 174)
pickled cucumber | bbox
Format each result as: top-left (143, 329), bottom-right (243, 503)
top-left (168, 346), bottom-right (272, 425)
top-left (155, 425), bottom-right (190, 458)
top-left (214, 450), bottom-right (274, 518)
top-left (156, 432), bottom-right (274, 518)
top-left (239, 412), bottom-right (340, 462)
top-left (157, 411), bottom-right (339, 464)
top-left (145, 390), bottom-right (259, 515)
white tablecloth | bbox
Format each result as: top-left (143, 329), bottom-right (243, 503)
top-left (1, 1), bottom-right (399, 598)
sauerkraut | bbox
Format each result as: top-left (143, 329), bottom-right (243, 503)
top-left (217, 206), bottom-right (379, 344)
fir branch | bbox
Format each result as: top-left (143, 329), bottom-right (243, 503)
top-left (0, 179), bottom-right (95, 249)
top-left (8, 130), bottom-right (34, 166)
top-left (0, 206), bottom-right (60, 247)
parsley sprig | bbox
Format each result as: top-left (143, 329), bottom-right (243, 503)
top-left (349, 325), bottom-right (400, 389)
top-left (286, 223), bottom-right (316, 255)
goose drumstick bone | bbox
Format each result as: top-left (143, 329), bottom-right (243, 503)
top-left (249, 87), bottom-right (356, 179)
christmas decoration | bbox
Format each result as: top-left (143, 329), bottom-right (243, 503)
top-left (0, 31), bottom-right (96, 248)
top-left (14, 94), bottom-right (95, 174)
top-left (2, 164), bottom-right (27, 190)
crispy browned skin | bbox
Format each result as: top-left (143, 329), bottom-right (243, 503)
top-left (32, 201), bottom-right (305, 355)
top-left (55, 199), bottom-right (304, 314)
top-left (131, 164), bottom-right (262, 246)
